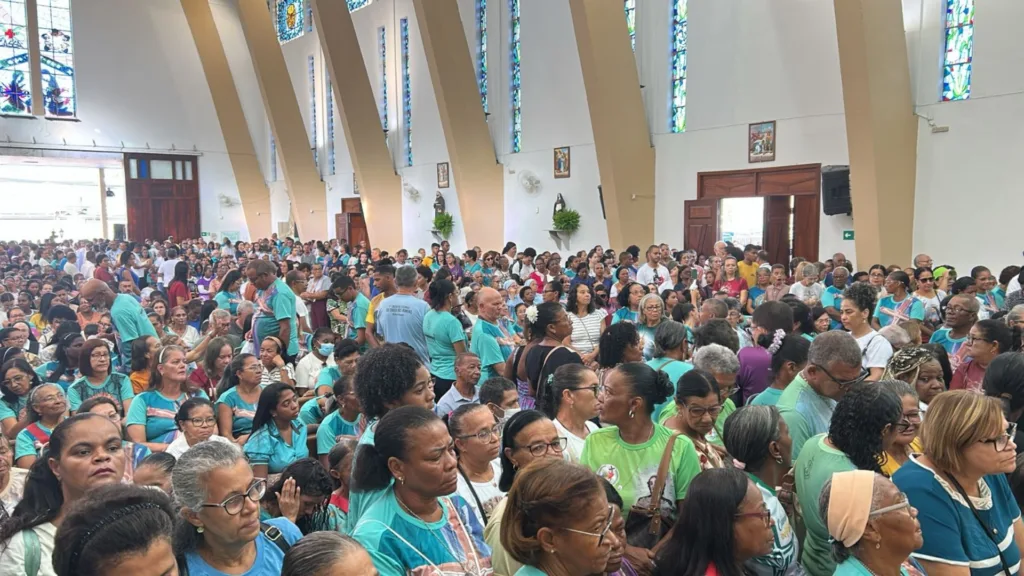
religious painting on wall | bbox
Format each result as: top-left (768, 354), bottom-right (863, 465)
top-left (276, 0), bottom-right (304, 44)
top-left (437, 162), bottom-right (449, 188)
top-left (554, 146), bottom-right (570, 179)
top-left (353, 173), bottom-right (360, 195)
top-left (748, 121), bottom-right (776, 163)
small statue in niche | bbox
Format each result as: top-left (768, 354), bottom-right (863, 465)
top-left (553, 193), bottom-right (566, 219)
top-left (434, 191), bottom-right (446, 218)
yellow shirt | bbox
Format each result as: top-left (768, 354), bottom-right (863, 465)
top-left (484, 497), bottom-right (523, 576)
top-left (879, 437), bottom-right (922, 477)
top-left (737, 260), bottom-right (760, 289)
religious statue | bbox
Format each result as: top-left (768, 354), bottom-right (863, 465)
top-left (553, 193), bottom-right (566, 219)
top-left (434, 191), bottom-right (446, 218)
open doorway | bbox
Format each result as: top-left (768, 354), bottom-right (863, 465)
top-left (719, 197), bottom-right (764, 248)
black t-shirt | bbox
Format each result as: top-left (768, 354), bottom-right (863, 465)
top-left (525, 344), bottom-right (583, 412)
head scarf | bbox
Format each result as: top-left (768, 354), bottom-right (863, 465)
top-left (827, 470), bottom-right (876, 548)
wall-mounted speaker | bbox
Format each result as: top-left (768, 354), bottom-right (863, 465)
top-left (822, 165), bottom-right (852, 216)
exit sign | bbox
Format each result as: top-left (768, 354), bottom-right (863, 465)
top-left (843, 230), bottom-right (855, 241)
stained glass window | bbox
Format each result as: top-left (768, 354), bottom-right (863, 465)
top-left (326, 72), bottom-right (335, 176)
top-left (0, 0), bottom-right (31, 116)
top-left (942, 0), bottom-right (973, 101)
top-left (306, 1), bottom-right (313, 33)
top-left (509, 0), bottom-right (521, 153)
top-left (347, 0), bottom-right (372, 11)
top-left (401, 17), bottom-right (412, 166)
top-left (670, 0), bottom-right (687, 133)
top-left (37, 0), bottom-right (74, 117)
top-left (477, 0), bottom-right (488, 113)
top-left (379, 26), bottom-right (387, 131)
top-left (275, 0), bottom-right (304, 44)
top-left (270, 134), bottom-right (278, 182)
top-left (308, 54), bottom-right (318, 172)
top-left (625, 0), bottom-right (636, 52)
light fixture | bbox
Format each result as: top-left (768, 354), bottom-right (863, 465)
top-left (105, 188), bottom-right (115, 198)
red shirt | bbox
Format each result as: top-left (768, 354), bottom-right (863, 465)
top-left (168, 280), bottom-right (190, 307)
top-left (713, 277), bottom-right (749, 298)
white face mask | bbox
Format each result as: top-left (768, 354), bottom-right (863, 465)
top-left (500, 407), bottom-right (521, 420)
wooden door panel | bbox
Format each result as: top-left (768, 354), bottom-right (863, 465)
top-left (684, 199), bottom-right (718, 258)
top-left (124, 153), bottom-right (200, 241)
top-left (335, 214), bottom-right (347, 241)
top-left (763, 196), bottom-right (791, 266)
top-left (699, 173), bottom-right (756, 199)
top-left (757, 167), bottom-right (820, 196)
top-left (342, 198), bottom-right (362, 214)
top-left (348, 214), bottom-right (369, 249)
top-left (793, 194), bottom-right (820, 262)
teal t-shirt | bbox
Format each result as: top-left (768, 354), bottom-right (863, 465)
top-left (423, 309), bottom-right (466, 380)
top-left (645, 358), bottom-right (693, 421)
top-left (14, 422), bottom-right (51, 460)
top-left (254, 278), bottom-right (299, 356)
top-left (820, 285), bottom-right (844, 330)
top-left (794, 434), bottom-right (855, 576)
top-left (243, 420), bottom-right (309, 474)
top-left (110, 293), bottom-right (159, 346)
top-left (213, 291), bottom-right (241, 315)
top-left (315, 366), bottom-right (342, 394)
top-left (348, 292), bottom-right (372, 350)
top-left (470, 320), bottom-right (513, 386)
top-left (930, 327), bottom-right (967, 361)
top-left (215, 386), bottom-right (258, 436)
top-left (126, 389), bottom-right (209, 442)
top-left (873, 294), bottom-right (925, 328)
top-left (185, 517), bottom-right (302, 575)
top-left (776, 375), bottom-right (835, 462)
top-left (348, 420), bottom-right (385, 533)
top-left (749, 387), bottom-right (784, 407)
top-left (67, 372), bottom-right (135, 413)
top-left (579, 424), bottom-right (701, 522)
top-left (0, 395), bottom-right (28, 422)
top-left (316, 410), bottom-right (359, 455)
top-left (299, 395), bottom-right (326, 426)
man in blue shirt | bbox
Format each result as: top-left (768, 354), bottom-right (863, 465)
top-left (82, 279), bottom-right (158, 367)
top-left (246, 260), bottom-right (298, 358)
top-left (376, 266), bottom-right (432, 370)
top-left (470, 288), bottom-right (514, 386)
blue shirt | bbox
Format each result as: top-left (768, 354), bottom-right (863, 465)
top-left (127, 389), bottom-right (209, 442)
top-left (184, 517), bottom-right (302, 576)
top-left (930, 328), bottom-right (968, 371)
top-left (348, 420), bottom-right (386, 533)
top-left (253, 278), bottom-right (299, 356)
top-left (316, 410), bottom-right (359, 455)
top-left (315, 366), bottom-right (341, 394)
top-left (874, 294), bottom-right (925, 328)
top-left (14, 422), bottom-right (51, 460)
top-left (470, 319), bottom-right (513, 386)
top-left (776, 375), bottom-right (835, 461)
top-left (894, 458), bottom-right (1022, 576)
top-left (820, 285), bottom-right (844, 330)
top-left (423, 309), bottom-right (466, 380)
top-left (0, 395), bottom-right (27, 422)
top-left (348, 292), bottom-right (372, 349)
top-left (67, 372), bottom-right (135, 413)
top-left (243, 420), bottom-right (309, 474)
top-left (646, 358), bottom-right (693, 421)
top-left (376, 294), bottom-right (432, 370)
top-left (213, 291), bottom-right (241, 315)
top-left (110, 293), bottom-right (159, 348)
top-left (216, 387), bottom-right (258, 436)
top-left (298, 395), bottom-right (326, 426)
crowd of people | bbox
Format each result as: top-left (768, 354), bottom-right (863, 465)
top-left (0, 234), bottom-right (1022, 576)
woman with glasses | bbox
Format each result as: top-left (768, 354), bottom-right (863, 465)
top-left (820, 471), bottom-right (923, 576)
top-left (0, 357), bottom-right (42, 439)
top-left (502, 458), bottom-right (619, 576)
top-left (913, 267), bottom-right (945, 336)
top-left (215, 353), bottom-right (262, 446)
top-left (14, 383), bottom-right (68, 469)
top-left (315, 375), bottom-right (362, 468)
top-left (351, 406), bottom-right (491, 576)
top-left (485, 410), bottom-right (568, 576)
top-left (894, 391), bottom-right (1023, 576)
top-left (951, 319), bottom-right (1012, 393)
top-left (795, 383), bottom-right (903, 576)
top-left (126, 345), bottom-right (208, 452)
top-left (173, 440), bottom-right (302, 575)
top-left (876, 380), bottom-right (923, 477)
top-left (612, 282), bottom-right (645, 325)
top-left (841, 282), bottom-right (893, 380)
top-left (165, 397), bottom-right (232, 459)
top-left (654, 467), bottom-right (774, 576)
top-left (449, 403), bottom-right (504, 526)
top-left (244, 382), bottom-right (307, 479)
top-left (664, 370), bottom-right (726, 470)
top-left (548, 364), bottom-right (601, 463)
top-left (581, 363), bottom-right (701, 573)
top-left (636, 294), bottom-right (666, 361)
top-left (66, 339), bottom-right (133, 416)
top-left (659, 344), bottom-right (739, 451)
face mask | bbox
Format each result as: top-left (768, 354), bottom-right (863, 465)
top-left (318, 343), bottom-right (335, 357)
top-left (497, 406), bottom-right (521, 423)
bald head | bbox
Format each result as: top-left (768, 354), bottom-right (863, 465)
top-left (477, 287), bottom-right (503, 322)
top-left (81, 279), bottom-right (115, 308)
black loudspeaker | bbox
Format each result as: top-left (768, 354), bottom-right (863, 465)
top-left (821, 165), bottom-right (852, 216)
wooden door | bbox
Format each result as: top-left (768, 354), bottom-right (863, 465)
top-left (335, 214), bottom-right (347, 242)
top-left (347, 214), bottom-right (368, 248)
top-left (763, 196), bottom-right (791, 266)
top-left (123, 154), bottom-right (200, 241)
top-left (683, 199), bottom-right (718, 258)
top-left (792, 194), bottom-right (820, 262)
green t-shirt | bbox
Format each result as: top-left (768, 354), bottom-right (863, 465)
top-left (657, 397), bottom-right (735, 447)
top-left (423, 309), bottom-right (466, 380)
top-left (794, 434), bottom-right (855, 576)
top-left (579, 424), bottom-right (701, 523)
top-left (749, 387), bottom-right (784, 407)
top-left (777, 375), bottom-right (836, 462)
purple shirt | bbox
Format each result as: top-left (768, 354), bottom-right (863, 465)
top-left (737, 346), bottom-right (772, 404)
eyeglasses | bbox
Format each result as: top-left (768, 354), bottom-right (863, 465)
top-left (980, 422), bottom-right (1017, 452)
top-left (459, 424), bottom-right (501, 442)
top-left (966, 335), bottom-right (991, 345)
top-left (244, 364), bottom-right (263, 373)
top-left (735, 505), bottom-right (773, 528)
top-left (198, 479), bottom-right (267, 515)
top-left (568, 384), bottom-right (604, 395)
top-left (814, 364), bottom-right (869, 390)
top-left (516, 437), bottom-right (568, 457)
top-left (90, 352), bottom-right (109, 359)
top-left (188, 417), bottom-right (217, 428)
top-left (946, 305), bottom-right (973, 315)
top-left (2, 374), bottom-right (28, 386)
top-left (562, 505), bottom-right (615, 546)
top-left (685, 403), bottom-right (723, 418)
top-left (869, 494), bottom-right (911, 517)
top-left (918, 277), bottom-right (934, 283)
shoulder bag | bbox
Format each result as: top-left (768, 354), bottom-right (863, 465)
top-left (625, 432), bottom-right (680, 549)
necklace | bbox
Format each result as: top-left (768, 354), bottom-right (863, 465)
top-left (395, 491), bottom-right (481, 576)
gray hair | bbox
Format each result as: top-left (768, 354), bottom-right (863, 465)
top-left (282, 532), bottom-right (366, 576)
top-left (819, 473), bottom-right (889, 563)
top-left (833, 266), bottom-right (849, 276)
top-left (638, 293), bottom-right (664, 326)
top-left (692, 343), bottom-right (739, 375)
top-left (395, 265), bottom-right (418, 288)
top-left (801, 264), bottom-right (819, 279)
top-left (652, 320), bottom-right (688, 358)
top-left (236, 300), bottom-right (255, 316)
top-left (723, 297), bottom-right (741, 312)
top-left (951, 293), bottom-right (980, 313)
top-left (876, 378), bottom-right (917, 400)
top-left (722, 405), bottom-right (783, 470)
top-left (246, 259), bottom-right (277, 276)
top-left (878, 325), bottom-right (910, 349)
top-left (702, 298), bottom-right (728, 319)
top-left (172, 440), bottom-right (245, 511)
top-left (209, 309), bottom-right (230, 322)
top-left (1008, 305), bottom-right (1024, 326)
top-left (807, 331), bottom-right (862, 371)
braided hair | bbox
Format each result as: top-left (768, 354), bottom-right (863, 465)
top-left (882, 346), bottom-right (935, 383)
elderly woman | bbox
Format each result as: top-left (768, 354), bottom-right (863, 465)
top-left (658, 344), bottom-right (738, 448)
top-left (894, 391), bottom-right (1024, 576)
top-left (820, 471), bottom-right (923, 576)
top-left (501, 459), bottom-right (619, 576)
top-left (173, 441), bottom-right (302, 574)
top-left (646, 320), bottom-right (693, 421)
top-left (723, 405), bottom-right (800, 576)
top-left (636, 293), bottom-right (666, 361)
top-left (664, 370), bottom-right (726, 470)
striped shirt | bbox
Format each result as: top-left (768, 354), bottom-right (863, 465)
top-left (568, 309), bottom-right (607, 353)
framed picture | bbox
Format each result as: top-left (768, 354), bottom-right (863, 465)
top-left (748, 121), bottom-right (776, 163)
top-left (554, 146), bottom-right (571, 179)
top-left (437, 162), bottom-right (450, 188)
top-left (353, 173), bottom-right (360, 195)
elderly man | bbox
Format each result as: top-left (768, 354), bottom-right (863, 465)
top-left (928, 293), bottom-right (978, 372)
top-left (788, 264), bottom-right (824, 306)
top-left (912, 253), bottom-right (933, 269)
top-left (245, 259), bottom-right (298, 358)
top-left (824, 252), bottom-right (849, 287)
top-left (230, 301), bottom-right (253, 345)
top-left (208, 308), bottom-right (240, 351)
top-left (81, 278), bottom-right (158, 366)
top-left (376, 266), bottom-right (431, 369)
top-left (777, 331), bottom-right (866, 460)
top-left (820, 266), bottom-right (849, 329)
top-left (470, 288), bottom-right (514, 386)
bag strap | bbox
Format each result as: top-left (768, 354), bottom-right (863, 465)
top-left (646, 432), bottom-right (679, 514)
top-left (458, 465), bottom-right (491, 524)
top-left (23, 528), bottom-right (40, 576)
top-left (260, 522), bottom-right (291, 556)
top-left (943, 472), bottom-right (1012, 576)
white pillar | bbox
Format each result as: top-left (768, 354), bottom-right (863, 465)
top-left (98, 168), bottom-right (109, 238)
